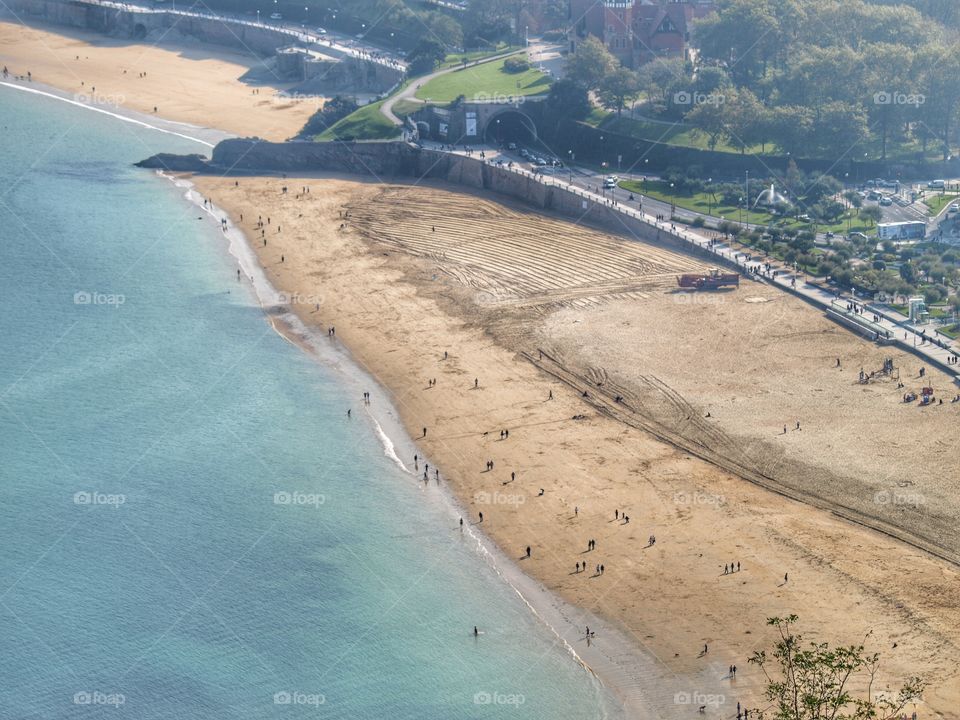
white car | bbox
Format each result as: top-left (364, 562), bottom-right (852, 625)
top-left (270, 12), bottom-right (282, 19)
top-left (603, 177), bottom-right (617, 189)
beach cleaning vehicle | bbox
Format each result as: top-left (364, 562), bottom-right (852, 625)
top-left (677, 269), bottom-right (740, 290)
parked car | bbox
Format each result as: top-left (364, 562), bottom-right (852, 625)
top-left (270, 12), bottom-right (282, 19)
top-left (880, 196), bottom-right (893, 206)
top-left (315, 27), bottom-right (327, 34)
top-left (928, 179), bottom-right (946, 189)
top-left (949, 204), bottom-right (959, 213)
top-left (506, 142), bottom-right (517, 151)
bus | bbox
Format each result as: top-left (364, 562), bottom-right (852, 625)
top-left (877, 221), bottom-right (926, 241)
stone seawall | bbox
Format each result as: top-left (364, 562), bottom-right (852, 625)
top-left (200, 139), bottom-right (728, 267)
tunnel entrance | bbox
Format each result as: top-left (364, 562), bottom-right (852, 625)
top-left (484, 110), bottom-right (537, 146)
top-left (132, 23), bottom-right (147, 39)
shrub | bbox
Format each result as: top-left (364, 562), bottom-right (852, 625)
top-left (503, 57), bottom-right (530, 73)
top-left (297, 96), bottom-right (359, 138)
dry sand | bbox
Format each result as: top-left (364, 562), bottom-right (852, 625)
top-left (192, 174), bottom-right (960, 718)
top-left (0, 19), bottom-right (318, 140)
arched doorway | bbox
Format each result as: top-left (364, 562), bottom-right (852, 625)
top-left (484, 110), bottom-right (537, 146)
top-left (132, 23), bottom-right (147, 39)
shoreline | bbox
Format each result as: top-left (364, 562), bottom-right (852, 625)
top-left (190, 172), bottom-right (960, 717)
top-left (0, 78), bottom-right (232, 147)
top-left (0, 18), bottom-right (319, 140)
top-left (170, 170), bottom-right (676, 718)
top-left (6, 23), bottom-right (958, 715)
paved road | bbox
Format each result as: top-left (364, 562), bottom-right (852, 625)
top-left (382, 41), bottom-right (557, 126)
top-left (83, 0), bottom-right (406, 71)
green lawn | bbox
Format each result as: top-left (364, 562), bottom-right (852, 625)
top-left (619, 179), bottom-right (874, 235)
top-left (390, 98), bottom-right (423, 118)
top-left (315, 100), bottom-right (400, 141)
top-left (922, 193), bottom-right (959, 216)
top-left (414, 56), bottom-right (551, 103)
top-left (437, 45), bottom-right (521, 71)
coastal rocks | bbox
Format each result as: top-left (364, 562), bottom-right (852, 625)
top-left (135, 153), bottom-right (210, 171)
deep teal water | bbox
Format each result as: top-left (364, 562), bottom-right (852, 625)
top-left (0, 86), bottom-right (623, 719)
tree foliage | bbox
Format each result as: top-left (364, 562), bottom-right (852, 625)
top-left (750, 616), bottom-right (925, 720)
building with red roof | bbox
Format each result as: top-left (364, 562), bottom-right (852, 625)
top-left (569, 0), bottom-right (716, 68)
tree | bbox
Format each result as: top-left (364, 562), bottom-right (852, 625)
top-left (296, 96), bottom-right (359, 138)
top-left (724, 88), bottom-right (767, 153)
top-left (598, 67), bottom-right (639, 116)
top-left (542, 78), bottom-right (591, 137)
top-left (407, 39), bottom-right (447, 76)
top-left (565, 36), bottom-right (616, 92)
top-left (685, 97), bottom-right (728, 150)
top-left (860, 205), bottom-right (882, 226)
top-left (750, 616), bottom-right (925, 720)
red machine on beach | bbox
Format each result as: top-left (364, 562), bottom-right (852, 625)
top-left (677, 269), bottom-right (740, 290)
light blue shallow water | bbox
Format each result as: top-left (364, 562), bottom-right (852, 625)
top-left (0, 86), bottom-right (624, 719)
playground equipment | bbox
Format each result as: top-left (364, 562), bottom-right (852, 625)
top-left (677, 269), bottom-right (740, 290)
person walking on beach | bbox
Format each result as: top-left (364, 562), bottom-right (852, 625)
top-left (473, 626), bottom-right (478, 637)
top-left (478, 511), bottom-right (483, 522)
top-left (474, 378), bottom-right (478, 389)
top-left (784, 572), bottom-right (789, 583)
top-left (526, 546), bottom-right (531, 558)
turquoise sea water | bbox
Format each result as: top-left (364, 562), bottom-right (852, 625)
top-left (0, 86), bottom-right (623, 719)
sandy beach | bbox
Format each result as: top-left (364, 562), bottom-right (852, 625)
top-left (191, 174), bottom-right (960, 717)
top-left (6, 19), bottom-right (959, 716)
top-left (0, 19), bottom-right (318, 140)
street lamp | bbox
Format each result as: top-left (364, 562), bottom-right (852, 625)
top-left (707, 177), bottom-right (713, 216)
